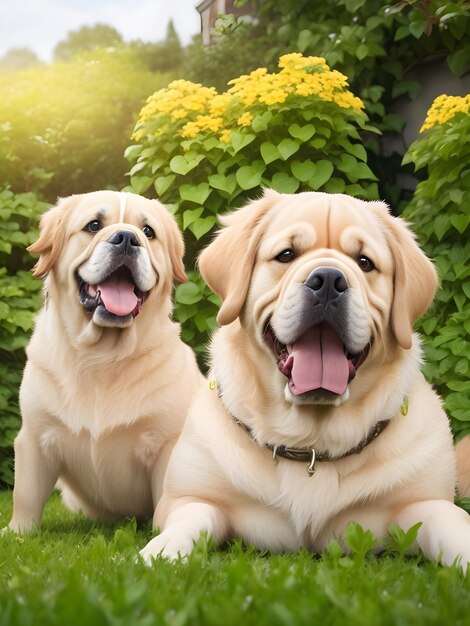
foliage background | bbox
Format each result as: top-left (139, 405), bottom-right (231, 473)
top-left (0, 1), bottom-right (469, 487)
top-left (402, 96), bottom-right (470, 439)
top-left (0, 48), bottom-right (172, 200)
top-left (0, 189), bottom-right (48, 486)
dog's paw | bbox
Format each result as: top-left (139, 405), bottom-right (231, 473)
top-left (139, 530), bottom-right (195, 565)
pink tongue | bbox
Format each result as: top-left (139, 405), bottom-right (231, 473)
top-left (289, 324), bottom-right (349, 395)
top-left (98, 275), bottom-right (138, 316)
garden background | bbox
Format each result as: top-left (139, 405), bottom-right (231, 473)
top-left (0, 1), bottom-right (470, 621)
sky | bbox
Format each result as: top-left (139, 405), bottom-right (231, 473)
top-left (0, 0), bottom-right (201, 62)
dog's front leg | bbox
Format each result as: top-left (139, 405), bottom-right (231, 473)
top-left (395, 499), bottom-right (470, 570)
top-left (8, 427), bottom-right (60, 532)
top-left (140, 497), bottom-right (228, 563)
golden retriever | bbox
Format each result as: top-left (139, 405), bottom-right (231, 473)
top-left (141, 189), bottom-right (470, 568)
top-left (8, 191), bottom-right (202, 548)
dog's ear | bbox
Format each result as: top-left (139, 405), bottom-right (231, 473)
top-left (198, 189), bottom-right (279, 325)
top-left (27, 197), bottom-right (73, 278)
top-left (156, 202), bottom-right (187, 284)
top-left (382, 209), bottom-right (437, 349)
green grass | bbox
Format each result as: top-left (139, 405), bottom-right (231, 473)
top-left (1, 491), bottom-right (470, 626)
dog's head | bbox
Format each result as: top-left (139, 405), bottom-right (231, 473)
top-left (29, 191), bottom-right (186, 335)
top-left (199, 189), bottom-right (437, 407)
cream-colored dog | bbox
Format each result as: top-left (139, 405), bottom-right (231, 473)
top-left (141, 189), bottom-right (470, 568)
top-left (8, 191), bottom-right (202, 546)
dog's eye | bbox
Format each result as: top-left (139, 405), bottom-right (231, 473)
top-left (275, 249), bottom-right (296, 263)
top-left (86, 220), bottom-right (101, 233)
top-left (142, 225), bottom-right (155, 240)
top-left (358, 255), bottom-right (375, 272)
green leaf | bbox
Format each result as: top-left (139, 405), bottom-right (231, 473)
top-left (344, 522), bottom-right (377, 559)
top-left (208, 174), bottom-right (237, 195)
top-left (434, 214), bottom-right (451, 241)
top-left (170, 154), bottom-right (205, 175)
top-left (175, 281), bottom-right (202, 305)
top-left (450, 214), bottom-right (470, 234)
top-left (169, 156), bottom-right (192, 175)
top-left (310, 137), bottom-right (326, 149)
top-left (394, 25), bottom-right (411, 41)
top-left (408, 17), bottom-right (427, 39)
top-left (354, 162), bottom-right (378, 181)
top-left (124, 144), bottom-right (142, 160)
top-left (154, 175), bottom-right (175, 196)
top-left (308, 160), bottom-right (334, 190)
top-left (344, 0), bottom-right (366, 11)
top-left (288, 123), bottom-right (315, 142)
top-left (260, 142), bottom-right (280, 165)
top-left (128, 161), bottom-right (146, 177)
top-left (269, 173), bottom-right (300, 194)
top-left (277, 138), bottom-right (300, 160)
top-left (231, 132), bottom-right (256, 154)
top-left (252, 111), bottom-right (273, 133)
top-left (182, 208), bottom-right (204, 230)
top-left (0, 302), bottom-right (10, 319)
top-left (356, 44), bottom-right (369, 61)
top-left (151, 159), bottom-right (166, 174)
top-left (386, 522), bottom-right (422, 557)
top-left (291, 160), bottom-right (316, 183)
top-left (189, 216), bottom-right (217, 240)
top-left (447, 46), bottom-right (470, 78)
top-left (392, 80), bottom-right (421, 101)
top-left (180, 183), bottom-right (211, 205)
top-left (449, 189), bottom-right (464, 203)
top-left (236, 162), bottom-right (265, 190)
top-left (130, 175), bottom-right (153, 195)
top-left (447, 381), bottom-right (470, 393)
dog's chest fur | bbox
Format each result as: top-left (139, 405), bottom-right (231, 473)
top-left (39, 416), bottom-right (168, 518)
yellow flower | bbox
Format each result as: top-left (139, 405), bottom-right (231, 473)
top-left (133, 53), bottom-right (365, 143)
top-left (196, 115), bottom-right (224, 132)
top-left (171, 108), bottom-right (188, 120)
top-left (420, 94), bottom-right (470, 131)
top-left (237, 112), bottom-right (254, 127)
top-left (181, 121), bottom-right (200, 138)
top-left (209, 93), bottom-right (232, 116)
top-left (219, 129), bottom-right (232, 143)
top-left (132, 128), bottom-right (145, 141)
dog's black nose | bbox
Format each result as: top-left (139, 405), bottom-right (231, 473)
top-left (107, 230), bottom-right (140, 254)
top-left (305, 267), bottom-right (348, 303)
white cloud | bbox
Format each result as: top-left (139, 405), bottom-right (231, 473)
top-left (0, 0), bottom-right (200, 61)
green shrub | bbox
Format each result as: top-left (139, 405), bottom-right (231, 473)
top-left (127, 53), bottom-right (379, 355)
top-left (0, 48), bottom-right (172, 202)
top-left (402, 94), bottom-right (470, 437)
top-left (0, 188), bottom-right (49, 487)
top-left (185, 0), bottom-right (470, 209)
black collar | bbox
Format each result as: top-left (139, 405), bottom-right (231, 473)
top-left (233, 415), bottom-right (389, 475)
top-left (211, 380), bottom-right (394, 475)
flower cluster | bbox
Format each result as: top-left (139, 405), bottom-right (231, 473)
top-left (227, 53), bottom-right (363, 111)
top-left (132, 53), bottom-right (364, 145)
top-left (134, 79), bottom-right (217, 140)
top-left (420, 94), bottom-right (470, 132)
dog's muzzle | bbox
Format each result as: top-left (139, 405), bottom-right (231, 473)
top-left (265, 267), bottom-right (371, 401)
top-left (76, 230), bottom-right (151, 327)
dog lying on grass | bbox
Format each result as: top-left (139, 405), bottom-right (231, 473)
top-left (8, 191), bottom-right (202, 553)
top-left (141, 190), bottom-right (470, 569)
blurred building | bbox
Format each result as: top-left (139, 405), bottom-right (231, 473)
top-left (196, 0), bottom-right (253, 44)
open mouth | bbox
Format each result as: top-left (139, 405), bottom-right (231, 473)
top-left (264, 321), bottom-right (371, 397)
top-left (76, 266), bottom-right (148, 321)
